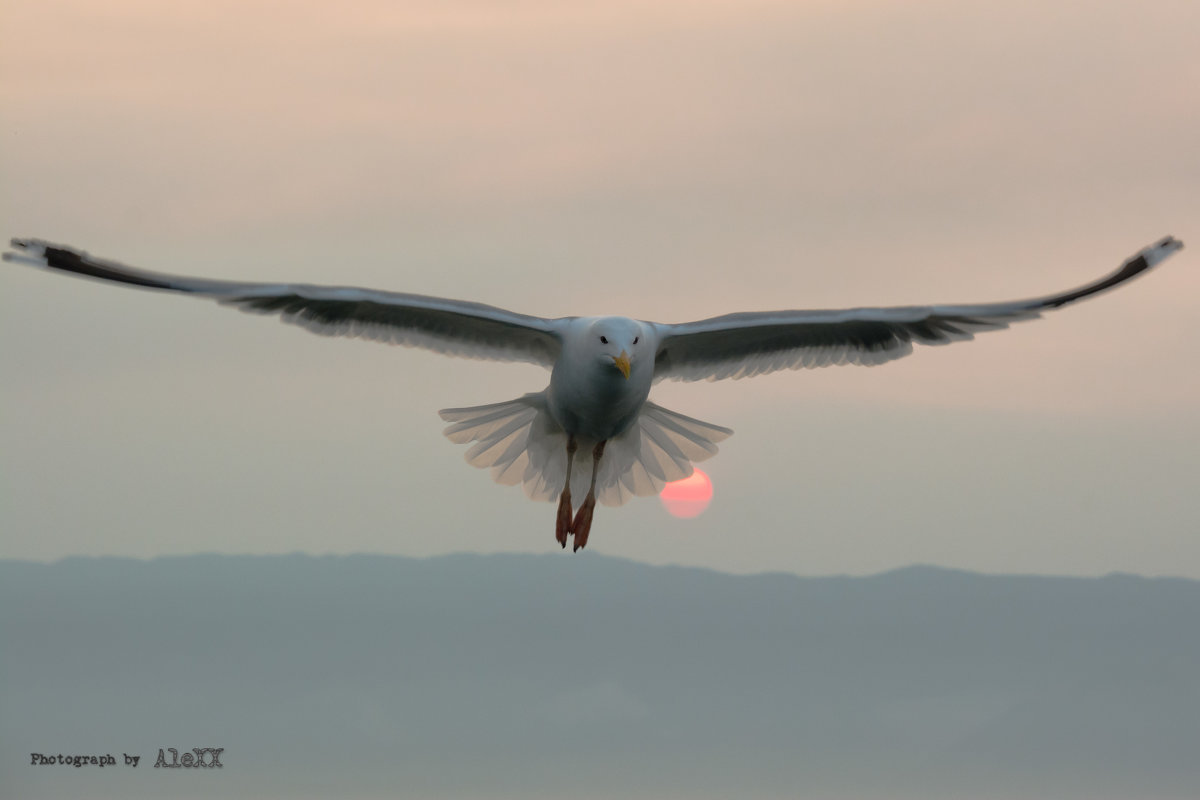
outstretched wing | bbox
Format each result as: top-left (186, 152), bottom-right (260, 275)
top-left (652, 237), bottom-right (1182, 382)
top-left (4, 239), bottom-right (563, 367)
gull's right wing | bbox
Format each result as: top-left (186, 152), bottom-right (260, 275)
top-left (5, 238), bottom-right (564, 367)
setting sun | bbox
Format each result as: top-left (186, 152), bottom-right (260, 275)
top-left (659, 468), bottom-right (714, 519)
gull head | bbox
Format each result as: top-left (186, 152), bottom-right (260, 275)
top-left (586, 317), bottom-right (646, 381)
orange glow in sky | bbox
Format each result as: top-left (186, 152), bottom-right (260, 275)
top-left (659, 468), bottom-right (713, 519)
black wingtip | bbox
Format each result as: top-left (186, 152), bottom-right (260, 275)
top-left (1040, 236), bottom-right (1181, 310)
top-left (4, 238), bottom-right (176, 291)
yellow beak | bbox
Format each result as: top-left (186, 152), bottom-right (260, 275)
top-left (612, 351), bottom-right (631, 380)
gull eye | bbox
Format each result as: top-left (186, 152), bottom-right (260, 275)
top-left (633, 336), bottom-right (639, 345)
top-left (600, 336), bottom-right (608, 344)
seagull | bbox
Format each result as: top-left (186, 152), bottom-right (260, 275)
top-left (3, 236), bottom-right (1183, 551)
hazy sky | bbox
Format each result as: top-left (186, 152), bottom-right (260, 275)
top-left (2, 0), bottom-right (1197, 577)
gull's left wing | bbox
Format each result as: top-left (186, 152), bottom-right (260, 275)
top-left (651, 236), bottom-right (1182, 381)
top-left (4, 239), bottom-right (564, 367)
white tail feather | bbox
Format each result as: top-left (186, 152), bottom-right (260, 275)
top-left (439, 394), bottom-right (732, 506)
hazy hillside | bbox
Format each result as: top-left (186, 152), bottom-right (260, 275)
top-left (2, 554), bottom-right (1197, 799)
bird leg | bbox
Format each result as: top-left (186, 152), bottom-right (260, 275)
top-left (555, 435), bottom-right (577, 548)
top-left (571, 440), bottom-right (607, 552)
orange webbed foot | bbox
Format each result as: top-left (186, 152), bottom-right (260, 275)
top-left (571, 494), bottom-right (596, 552)
top-left (555, 489), bottom-right (573, 548)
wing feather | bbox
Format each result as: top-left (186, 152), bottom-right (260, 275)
top-left (652, 237), bottom-right (1181, 382)
top-left (4, 239), bottom-right (562, 367)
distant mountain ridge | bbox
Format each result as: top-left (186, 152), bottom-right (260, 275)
top-left (2, 553), bottom-right (1197, 800)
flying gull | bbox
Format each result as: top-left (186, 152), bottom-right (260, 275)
top-left (3, 236), bottom-right (1183, 550)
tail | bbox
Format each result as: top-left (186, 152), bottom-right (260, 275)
top-left (439, 394), bottom-right (732, 506)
